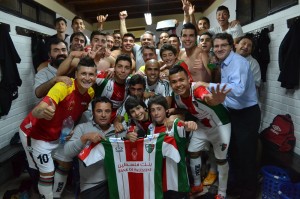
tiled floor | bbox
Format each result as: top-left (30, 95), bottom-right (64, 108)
top-left (0, 172), bottom-right (262, 199)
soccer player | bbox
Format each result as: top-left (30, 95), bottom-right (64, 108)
top-left (148, 95), bottom-right (198, 198)
top-left (64, 97), bottom-right (124, 199)
top-left (168, 64), bottom-right (231, 198)
top-left (19, 57), bottom-right (97, 199)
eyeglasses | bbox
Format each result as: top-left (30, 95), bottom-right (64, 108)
top-left (213, 43), bottom-right (230, 49)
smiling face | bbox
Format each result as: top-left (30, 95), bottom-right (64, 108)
top-left (161, 50), bottom-right (177, 68)
top-left (216, 10), bottom-right (230, 27)
top-left (122, 36), bottom-right (135, 52)
top-left (168, 36), bottom-right (180, 51)
top-left (235, 38), bottom-right (253, 57)
top-left (141, 33), bottom-right (155, 47)
top-left (169, 71), bottom-right (190, 98)
top-left (106, 35), bottom-right (114, 50)
top-left (213, 38), bottom-right (232, 62)
top-left (129, 105), bottom-right (147, 121)
top-left (70, 35), bottom-right (86, 51)
top-left (198, 19), bottom-right (210, 31)
top-left (145, 60), bottom-right (160, 85)
top-left (181, 29), bottom-right (196, 50)
top-left (72, 18), bottom-right (85, 32)
top-left (75, 66), bottom-right (97, 93)
top-left (142, 48), bottom-right (157, 62)
top-left (93, 102), bottom-right (112, 127)
top-left (149, 104), bottom-right (166, 125)
top-left (91, 34), bottom-right (107, 52)
top-left (113, 33), bottom-right (122, 47)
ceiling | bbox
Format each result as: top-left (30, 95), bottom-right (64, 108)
top-left (55, 0), bottom-right (215, 24)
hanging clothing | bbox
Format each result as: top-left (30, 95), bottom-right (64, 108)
top-left (252, 28), bottom-right (270, 82)
top-left (278, 19), bottom-right (300, 89)
top-left (31, 33), bottom-right (48, 73)
top-left (0, 27), bottom-right (22, 116)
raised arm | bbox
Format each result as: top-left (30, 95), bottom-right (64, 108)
top-left (96, 14), bottom-right (108, 31)
top-left (119, 10), bottom-right (128, 37)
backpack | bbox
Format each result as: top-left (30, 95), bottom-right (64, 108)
top-left (260, 114), bottom-right (296, 152)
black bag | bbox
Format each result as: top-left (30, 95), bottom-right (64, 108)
top-left (260, 114), bottom-right (296, 152)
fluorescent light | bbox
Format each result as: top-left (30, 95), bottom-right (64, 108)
top-left (144, 13), bottom-right (152, 25)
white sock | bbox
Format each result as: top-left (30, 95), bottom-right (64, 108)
top-left (38, 175), bottom-right (54, 199)
top-left (53, 166), bottom-right (69, 198)
top-left (217, 162), bottom-right (229, 197)
top-left (190, 157), bottom-right (202, 186)
top-left (208, 148), bottom-right (217, 173)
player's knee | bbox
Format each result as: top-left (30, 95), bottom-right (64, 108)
top-left (215, 158), bottom-right (227, 165)
top-left (189, 151), bottom-right (202, 159)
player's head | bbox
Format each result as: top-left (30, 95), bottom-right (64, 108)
top-left (91, 97), bottom-right (113, 126)
top-left (125, 96), bottom-right (148, 121)
top-left (75, 57), bottom-right (97, 91)
top-left (169, 64), bottom-right (190, 97)
top-left (148, 95), bottom-right (168, 125)
top-left (128, 74), bottom-right (146, 98)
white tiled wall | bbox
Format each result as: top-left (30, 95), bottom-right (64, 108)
top-left (207, 0), bottom-right (300, 154)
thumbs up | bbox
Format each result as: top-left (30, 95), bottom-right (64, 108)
top-left (44, 97), bottom-right (56, 120)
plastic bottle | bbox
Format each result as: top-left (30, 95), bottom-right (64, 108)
top-left (60, 116), bottom-right (74, 144)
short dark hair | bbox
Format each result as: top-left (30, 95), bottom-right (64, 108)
top-left (128, 74), bottom-right (146, 89)
top-left (216, 5), bottom-right (230, 15)
top-left (169, 64), bottom-right (188, 77)
top-left (55, 17), bottom-right (67, 26)
top-left (77, 56), bottom-right (96, 70)
top-left (125, 96), bottom-right (147, 117)
top-left (47, 38), bottom-right (67, 53)
top-left (181, 22), bottom-right (197, 37)
top-left (123, 32), bottom-right (135, 40)
top-left (141, 45), bottom-right (156, 53)
top-left (197, 17), bottom-right (210, 27)
top-left (72, 16), bottom-right (83, 25)
top-left (148, 95), bottom-right (169, 111)
top-left (115, 54), bottom-right (132, 67)
top-left (213, 33), bottom-right (234, 48)
top-left (92, 96), bottom-right (113, 112)
top-left (70, 32), bottom-right (87, 46)
top-left (160, 43), bottom-right (177, 58)
top-left (200, 32), bottom-right (213, 38)
top-left (90, 30), bottom-right (107, 41)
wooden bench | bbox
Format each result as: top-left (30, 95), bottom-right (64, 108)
top-left (0, 144), bottom-right (25, 184)
top-left (261, 145), bottom-right (300, 182)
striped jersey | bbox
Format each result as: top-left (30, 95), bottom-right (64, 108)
top-left (78, 134), bottom-right (180, 199)
top-left (148, 118), bottom-right (190, 193)
top-left (95, 78), bottom-right (127, 119)
top-left (20, 79), bottom-right (94, 141)
top-left (173, 84), bottom-right (230, 127)
top-left (145, 77), bottom-right (172, 97)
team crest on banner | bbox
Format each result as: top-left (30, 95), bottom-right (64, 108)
top-left (145, 144), bottom-right (155, 153)
top-left (115, 146), bottom-right (123, 152)
top-left (131, 148), bottom-right (138, 160)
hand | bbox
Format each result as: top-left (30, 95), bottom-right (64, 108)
top-left (193, 81), bottom-right (209, 90)
top-left (166, 108), bottom-right (176, 117)
top-left (193, 52), bottom-right (205, 71)
top-left (181, 0), bottom-right (190, 13)
top-left (87, 45), bottom-right (102, 59)
top-left (65, 130), bottom-right (74, 141)
top-left (188, 3), bottom-right (195, 15)
top-left (105, 68), bottom-right (115, 79)
top-left (43, 98), bottom-right (56, 120)
top-left (96, 14), bottom-right (108, 23)
top-left (113, 120), bottom-right (125, 133)
top-left (164, 118), bottom-right (174, 131)
top-left (126, 127), bottom-right (138, 142)
top-left (82, 132), bottom-right (104, 144)
top-left (70, 51), bottom-right (87, 59)
top-left (135, 70), bottom-right (145, 76)
top-left (183, 121), bottom-right (197, 131)
top-left (55, 76), bottom-right (72, 86)
top-left (103, 48), bottom-right (111, 57)
top-left (229, 20), bottom-right (240, 28)
top-left (203, 84), bottom-right (231, 106)
top-left (143, 91), bottom-right (155, 99)
top-left (119, 10), bottom-right (128, 20)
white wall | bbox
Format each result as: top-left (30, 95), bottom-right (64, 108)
top-left (205, 0), bottom-right (300, 154)
top-left (0, 10), bottom-right (92, 149)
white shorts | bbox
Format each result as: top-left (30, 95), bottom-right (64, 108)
top-left (19, 129), bottom-right (73, 173)
top-left (188, 122), bottom-right (231, 160)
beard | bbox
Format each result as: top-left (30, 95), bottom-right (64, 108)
top-left (50, 54), bottom-right (67, 68)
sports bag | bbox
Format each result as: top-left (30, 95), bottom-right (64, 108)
top-left (260, 114), bottom-right (295, 152)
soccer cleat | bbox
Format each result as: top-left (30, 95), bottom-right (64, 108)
top-left (215, 194), bottom-right (226, 199)
top-left (203, 171), bottom-right (217, 186)
top-left (190, 183), bottom-right (203, 195)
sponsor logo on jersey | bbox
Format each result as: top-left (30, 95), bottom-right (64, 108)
top-left (220, 143), bottom-right (227, 151)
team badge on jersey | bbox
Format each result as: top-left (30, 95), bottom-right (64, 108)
top-left (145, 144), bottom-right (155, 153)
top-left (220, 143), bottom-right (228, 151)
